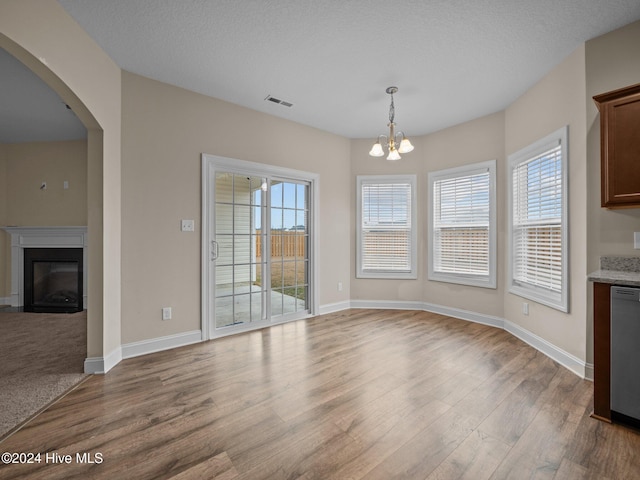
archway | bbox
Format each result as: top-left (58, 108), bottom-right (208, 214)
top-left (0, 37), bottom-right (103, 369)
top-left (0, 2), bottom-right (121, 373)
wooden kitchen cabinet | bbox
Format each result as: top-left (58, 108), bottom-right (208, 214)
top-left (592, 281), bottom-right (612, 422)
top-left (593, 83), bottom-right (640, 209)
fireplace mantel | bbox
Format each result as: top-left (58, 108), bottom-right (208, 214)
top-left (1, 226), bottom-right (88, 308)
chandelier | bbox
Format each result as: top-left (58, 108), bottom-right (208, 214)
top-left (369, 86), bottom-right (414, 160)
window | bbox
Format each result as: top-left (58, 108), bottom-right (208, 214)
top-left (428, 160), bottom-right (496, 288)
top-left (508, 126), bottom-right (569, 312)
top-left (357, 175), bottom-right (417, 279)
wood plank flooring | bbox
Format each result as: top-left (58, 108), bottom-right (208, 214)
top-left (1, 309), bottom-right (639, 479)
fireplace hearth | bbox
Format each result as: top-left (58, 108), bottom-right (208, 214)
top-left (24, 248), bottom-right (83, 313)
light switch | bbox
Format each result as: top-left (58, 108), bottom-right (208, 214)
top-left (635, 232), bottom-right (640, 249)
top-left (181, 219), bottom-right (195, 232)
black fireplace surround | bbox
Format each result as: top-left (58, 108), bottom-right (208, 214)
top-left (23, 247), bottom-right (83, 313)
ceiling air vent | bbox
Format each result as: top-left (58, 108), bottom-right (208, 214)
top-left (265, 95), bottom-right (293, 107)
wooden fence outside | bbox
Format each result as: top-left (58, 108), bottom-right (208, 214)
top-left (256, 230), bottom-right (306, 257)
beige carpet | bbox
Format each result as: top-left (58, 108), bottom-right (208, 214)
top-left (0, 310), bottom-right (87, 440)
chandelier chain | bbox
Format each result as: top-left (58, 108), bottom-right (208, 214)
top-left (388, 93), bottom-right (395, 124)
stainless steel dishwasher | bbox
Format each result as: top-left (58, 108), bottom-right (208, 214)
top-left (611, 285), bottom-right (640, 423)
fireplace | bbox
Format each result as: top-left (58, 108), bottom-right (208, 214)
top-left (24, 248), bottom-right (83, 313)
top-left (0, 226), bottom-right (88, 310)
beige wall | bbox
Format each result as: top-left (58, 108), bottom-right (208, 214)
top-left (422, 113), bottom-right (506, 317)
top-left (0, 0), bottom-right (122, 361)
top-left (2, 141), bottom-right (87, 226)
top-left (350, 135), bottom-right (427, 304)
top-left (350, 112), bottom-right (505, 318)
top-left (0, 140), bottom-right (87, 300)
top-left (586, 21), bottom-right (640, 267)
top-left (351, 46), bottom-right (589, 365)
top-left (585, 20), bottom-right (640, 365)
top-left (504, 45), bottom-right (588, 361)
top-left (120, 71), bottom-right (351, 344)
top-left (350, 21), bottom-right (640, 373)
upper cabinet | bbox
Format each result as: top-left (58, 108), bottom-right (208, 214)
top-left (594, 83), bottom-right (640, 209)
top-left (593, 84), bottom-right (640, 208)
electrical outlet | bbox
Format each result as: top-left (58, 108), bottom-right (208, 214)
top-left (181, 219), bottom-right (195, 232)
top-left (338, 282), bottom-right (343, 291)
top-left (634, 232), bottom-right (640, 249)
top-left (522, 302), bottom-right (529, 315)
top-left (162, 307), bottom-right (172, 320)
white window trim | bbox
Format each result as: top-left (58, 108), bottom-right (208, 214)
top-left (507, 126), bottom-right (569, 312)
top-left (356, 175), bottom-right (418, 279)
top-left (427, 160), bottom-right (497, 289)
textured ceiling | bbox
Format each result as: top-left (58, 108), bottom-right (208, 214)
top-left (3, 1), bottom-right (640, 142)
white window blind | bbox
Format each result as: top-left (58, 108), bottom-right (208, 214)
top-left (508, 126), bottom-right (568, 312)
top-left (428, 160), bottom-right (496, 288)
top-left (513, 145), bottom-right (562, 291)
top-left (357, 176), bottom-right (417, 278)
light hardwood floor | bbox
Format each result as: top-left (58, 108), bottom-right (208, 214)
top-left (1, 309), bottom-right (639, 479)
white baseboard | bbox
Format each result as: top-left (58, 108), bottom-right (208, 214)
top-left (349, 299), bottom-right (591, 380)
top-left (350, 299), bottom-right (428, 311)
top-left (121, 330), bottom-right (202, 360)
top-left (584, 363), bottom-right (594, 382)
top-left (84, 357), bottom-right (103, 374)
top-left (83, 331), bottom-right (201, 374)
top-left (350, 299), bottom-right (503, 329)
top-left (82, 300), bottom-right (593, 381)
top-left (84, 346), bottom-right (122, 374)
top-left (319, 300), bottom-right (352, 315)
top-left (421, 301), bottom-right (505, 329)
top-left (503, 319), bottom-right (592, 380)
top-left (104, 347), bottom-right (123, 373)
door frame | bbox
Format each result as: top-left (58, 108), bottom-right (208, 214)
top-left (201, 154), bottom-right (319, 340)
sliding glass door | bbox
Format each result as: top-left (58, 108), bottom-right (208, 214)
top-left (270, 180), bottom-right (309, 317)
top-left (202, 155), bottom-right (316, 339)
top-left (213, 173), bottom-right (266, 328)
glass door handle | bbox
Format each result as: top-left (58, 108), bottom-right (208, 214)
top-left (211, 240), bottom-right (219, 261)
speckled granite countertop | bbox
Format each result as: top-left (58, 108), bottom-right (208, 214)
top-left (588, 256), bottom-right (640, 287)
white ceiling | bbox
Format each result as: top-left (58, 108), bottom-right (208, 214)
top-left (0, 48), bottom-right (86, 143)
top-left (3, 1), bottom-right (640, 143)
